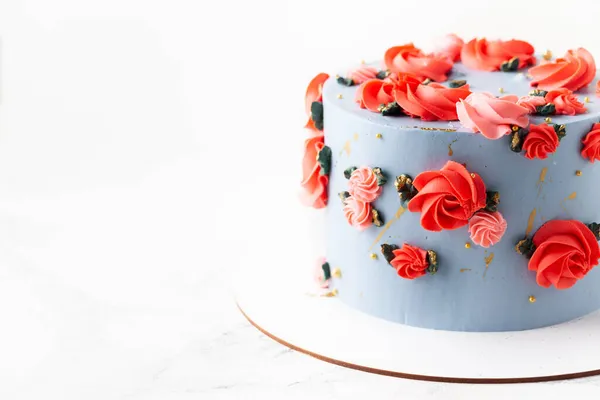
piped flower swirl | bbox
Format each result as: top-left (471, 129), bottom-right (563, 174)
top-left (394, 82), bottom-right (472, 121)
top-left (529, 48), bottom-right (596, 91)
top-left (461, 38), bottom-right (535, 71)
top-left (346, 65), bottom-right (379, 85)
top-left (408, 161), bottom-right (487, 232)
top-left (355, 79), bottom-right (394, 112)
top-left (300, 131), bottom-right (328, 208)
top-left (434, 33), bottom-right (464, 62)
top-left (384, 43), bottom-right (453, 82)
top-left (522, 123), bottom-right (560, 160)
top-left (581, 123), bottom-right (600, 163)
top-left (456, 92), bottom-right (529, 140)
top-left (390, 244), bottom-right (429, 280)
top-left (343, 196), bottom-right (372, 231)
top-left (469, 211), bottom-right (507, 248)
top-left (545, 89), bottom-right (586, 115)
top-left (516, 95), bottom-right (547, 114)
top-left (348, 166), bottom-right (382, 202)
top-left (304, 73), bottom-right (329, 130)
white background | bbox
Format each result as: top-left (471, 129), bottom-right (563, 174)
top-left (0, 0), bottom-right (600, 398)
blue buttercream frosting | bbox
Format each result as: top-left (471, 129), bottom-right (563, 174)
top-left (323, 61), bottom-right (600, 332)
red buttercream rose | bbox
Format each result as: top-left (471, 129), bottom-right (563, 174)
top-left (390, 243), bottom-right (429, 280)
top-left (305, 73), bottom-right (329, 130)
top-left (348, 166), bottom-right (382, 203)
top-left (461, 38), bottom-right (535, 71)
top-left (384, 43), bottom-right (453, 82)
top-left (408, 161), bottom-right (487, 232)
top-left (581, 123), bottom-right (600, 163)
top-left (355, 79), bottom-right (394, 112)
top-left (300, 131), bottom-right (328, 209)
top-left (394, 82), bottom-right (471, 121)
top-left (529, 48), bottom-right (596, 91)
top-left (522, 123), bottom-right (559, 160)
top-left (529, 220), bottom-right (600, 289)
top-left (545, 89), bottom-right (586, 116)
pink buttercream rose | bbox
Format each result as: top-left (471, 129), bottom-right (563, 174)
top-left (456, 92), bottom-right (529, 140)
top-left (434, 33), bottom-right (464, 62)
top-left (348, 167), bottom-right (382, 203)
top-left (468, 211), bottom-right (508, 248)
top-left (516, 95), bottom-right (547, 114)
top-left (347, 65), bottom-right (379, 85)
top-left (343, 196), bottom-right (372, 231)
top-left (545, 89), bottom-right (586, 116)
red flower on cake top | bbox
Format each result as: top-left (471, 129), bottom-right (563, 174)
top-left (408, 161), bottom-right (487, 232)
top-left (581, 123), bottom-right (600, 163)
top-left (456, 93), bottom-right (529, 140)
top-left (461, 38), bottom-right (535, 71)
top-left (390, 243), bottom-right (429, 280)
top-left (528, 220), bottom-right (600, 290)
top-left (434, 34), bottom-right (464, 62)
top-left (304, 73), bottom-right (329, 130)
top-left (346, 65), bottom-right (379, 85)
top-left (300, 131), bottom-right (328, 209)
top-left (355, 79), bottom-right (395, 112)
top-left (394, 81), bottom-right (472, 121)
top-left (529, 48), bottom-right (596, 91)
top-left (545, 89), bottom-right (586, 115)
top-left (384, 43), bottom-right (454, 82)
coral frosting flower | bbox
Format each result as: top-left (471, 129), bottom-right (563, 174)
top-left (348, 167), bottom-right (382, 203)
top-left (300, 131), bottom-right (328, 208)
top-left (469, 211), bottom-right (507, 248)
top-left (461, 38), bottom-right (535, 71)
top-left (355, 79), bottom-right (394, 112)
top-left (529, 48), bottom-right (596, 91)
top-left (343, 196), bottom-right (372, 231)
top-left (390, 243), bottom-right (429, 280)
top-left (516, 95), bottom-right (547, 114)
top-left (581, 123), bottom-right (600, 163)
top-left (346, 65), bottom-right (379, 85)
top-left (456, 92), bottom-right (529, 140)
top-left (596, 81), bottom-right (600, 98)
top-left (304, 73), bottom-right (329, 130)
top-left (384, 43), bottom-right (453, 82)
top-left (545, 89), bottom-right (586, 115)
top-left (434, 33), bottom-right (464, 62)
top-left (522, 123), bottom-right (560, 160)
top-left (529, 220), bottom-right (600, 290)
top-left (408, 161), bottom-right (487, 232)
top-left (394, 82), bottom-right (471, 121)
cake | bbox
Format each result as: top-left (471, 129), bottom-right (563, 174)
top-left (302, 35), bottom-right (600, 332)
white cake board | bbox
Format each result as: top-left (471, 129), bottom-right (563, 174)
top-left (235, 256), bottom-right (600, 383)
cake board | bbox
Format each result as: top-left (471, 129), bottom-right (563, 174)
top-left (234, 223), bottom-right (600, 384)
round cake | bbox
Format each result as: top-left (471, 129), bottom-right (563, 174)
top-left (301, 36), bottom-right (600, 332)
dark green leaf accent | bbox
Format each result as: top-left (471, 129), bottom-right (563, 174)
top-left (376, 70), bottom-right (390, 80)
top-left (338, 191), bottom-right (350, 203)
top-left (449, 79), bottom-right (467, 88)
top-left (317, 145), bottom-right (332, 176)
top-left (372, 167), bottom-right (387, 186)
top-left (372, 208), bottom-right (384, 227)
top-left (529, 89), bottom-right (548, 97)
top-left (378, 101), bottom-right (403, 116)
top-left (426, 250), bottom-right (438, 275)
top-left (380, 243), bottom-right (399, 264)
top-left (535, 103), bottom-right (556, 116)
top-left (515, 237), bottom-right (535, 258)
top-left (336, 76), bottom-right (355, 86)
top-left (321, 262), bottom-right (332, 280)
top-left (509, 127), bottom-right (527, 153)
top-left (500, 57), bottom-right (520, 72)
top-left (311, 101), bottom-right (324, 130)
top-left (395, 174), bottom-right (417, 204)
top-left (485, 191), bottom-right (500, 213)
top-left (553, 124), bottom-right (566, 141)
top-left (587, 222), bottom-right (600, 241)
top-left (343, 166), bottom-right (357, 179)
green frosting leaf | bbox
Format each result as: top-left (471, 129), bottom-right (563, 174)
top-left (344, 166), bottom-right (357, 179)
top-left (338, 191), bottom-right (350, 203)
top-left (485, 191), bottom-right (500, 213)
top-left (311, 101), bottom-right (324, 130)
top-left (535, 103), bottom-right (556, 116)
top-left (426, 250), bottom-right (438, 275)
top-left (529, 89), bottom-right (548, 97)
top-left (449, 79), bottom-right (467, 88)
top-left (378, 101), bottom-right (402, 116)
top-left (336, 76), bottom-right (355, 86)
top-left (515, 237), bottom-right (535, 258)
top-left (317, 146), bottom-right (332, 176)
top-left (372, 167), bottom-right (387, 186)
top-left (553, 124), bottom-right (566, 141)
top-left (372, 208), bottom-right (384, 227)
top-left (588, 223), bottom-right (600, 241)
top-left (380, 243), bottom-right (399, 264)
top-left (509, 127), bottom-right (527, 153)
top-left (395, 174), bottom-right (417, 204)
top-left (376, 70), bottom-right (390, 80)
top-left (322, 262), bottom-right (332, 280)
top-left (500, 57), bottom-right (520, 72)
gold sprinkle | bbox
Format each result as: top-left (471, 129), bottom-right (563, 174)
top-left (567, 191), bottom-right (577, 200)
top-left (576, 170), bottom-right (582, 176)
top-left (322, 289), bottom-right (338, 297)
top-left (498, 87), bottom-right (505, 94)
top-left (340, 140), bottom-right (352, 156)
top-left (529, 295), bottom-right (537, 303)
top-left (545, 117), bottom-right (552, 123)
top-left (375, 133), bottom-right (383, 139)
top-left (585, 97), bottom-right (590, 103)
top-left (512, 125), bottom-right (520, 132)
top-left (369, 253), bottom-right (378, 260)
top-left (332, 268), bottom-right (342, 278)
top-left (335, 74), bottom-right (340, 79)
top-left (460, 268), bottom-right (472, 273)
top-left (465, 242), bottom-right (471, 249)
top-left (360, 59), bottom-right (366, 64)
top-left (353, 133), bottom-right (359, 141)
top-left (337, 94), bottom-right (343, 99)
top-left (483, 252), bottom-right (495, 278)
top-left (543, 50), bottom-right (552, 61)
top-left (470, 173), bottom-right (476, 178)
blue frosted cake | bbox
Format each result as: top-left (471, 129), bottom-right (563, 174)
top-left (302, 35), bottom-right (600, 332)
